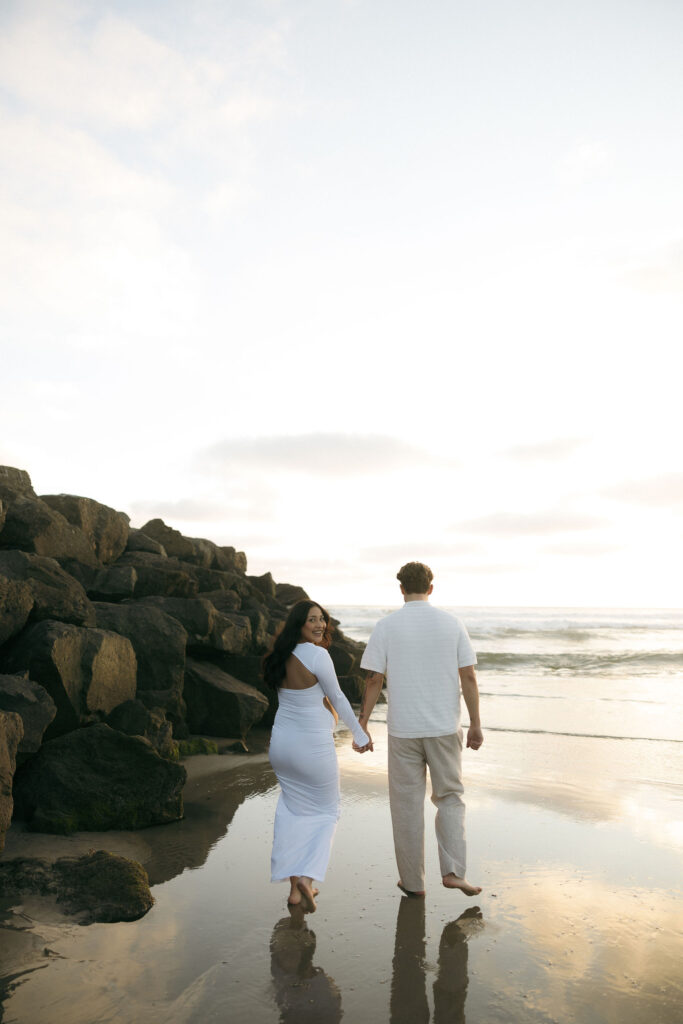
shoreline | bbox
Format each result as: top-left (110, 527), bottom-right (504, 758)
top-left (2, 722), bottom-right (682, 1023)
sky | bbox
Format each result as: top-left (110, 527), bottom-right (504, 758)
top-left (1, 0), bottom-right (682, 607)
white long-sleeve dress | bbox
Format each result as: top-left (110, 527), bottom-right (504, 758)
top-left (269, 642), bottom-right (370, 883)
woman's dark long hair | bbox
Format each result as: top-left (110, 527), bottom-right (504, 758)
top-left (262, 600), bottom-right (334, 690)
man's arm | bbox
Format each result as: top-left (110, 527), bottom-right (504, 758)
top-left (352, 670), bottom-right (384, 751)
top-left (459, 664), bottom-right (483, 750)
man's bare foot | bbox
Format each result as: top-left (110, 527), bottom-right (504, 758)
top-left (296, 879), bottom-right (317, 912)
top-left (442, 873), bottom-right (482, 896)
top-left (397, 881), bottom-right (426, 898)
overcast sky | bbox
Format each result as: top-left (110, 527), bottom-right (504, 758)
top-left (1, 0), bottom-right (681, 607)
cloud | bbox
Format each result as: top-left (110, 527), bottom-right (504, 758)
top-left (543, 542), bottom-right (622, 557)
top-left (500, 438), bottom-right (586, 461)
top-left (557, 140), bottom-right (611, 187)
top-left (622, 241), bottom-right (683, 294)
top-left (604, 472), bottom-right (683, 508)
top-left (358, 541), bottom-right (483, 563)
top-left (129, 499), bottom-right (236, 523)
top-left (201, 433), bottom-right (446, 477)
top-left (455, 510), bottom-right (607, 536)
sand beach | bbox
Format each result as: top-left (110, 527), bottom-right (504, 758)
top-left (2, 605), bottom-right (682, 1023)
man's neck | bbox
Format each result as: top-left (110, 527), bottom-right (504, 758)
top-left (403, 593), bottom-right (430, 603)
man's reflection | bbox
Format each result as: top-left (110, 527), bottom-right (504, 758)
top-left (391, 897), bottom-right (483, 1024)
top-left (270, 908), bottom-right (342, 1024)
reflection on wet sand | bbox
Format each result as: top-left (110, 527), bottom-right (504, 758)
top-left (390, 897), bottom-right (484, 1024)
top-left (270, 909), bottom-right (342, 1023)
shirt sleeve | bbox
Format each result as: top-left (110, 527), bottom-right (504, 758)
top-left (313, 648), bottom-right (370, 746)
top-left (457, 621), bottom-right (477, 668)
top-left (359, 620), bottom-right (387, 674)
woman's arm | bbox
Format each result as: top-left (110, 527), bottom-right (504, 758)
top-left (314, 649), bottom-right (370, 747)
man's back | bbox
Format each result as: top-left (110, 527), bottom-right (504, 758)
top-left (361, 601), bottom-right (476, 739)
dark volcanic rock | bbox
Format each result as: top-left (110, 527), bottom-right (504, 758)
top-left (0, 550), bottom-right (95, 626)
top-left (115, 551), bottom-right (198, 598)
top-left (183, 658), bottom-right (268, 739)
top-left (41, 494), bottom-right (129, 564)
top-left (0, 466), bottom-right (36, 503)
top-left (105, 699), bottom-right (175, 759)
top-left (0, 673), bottom-right (56, 753)
top-left (2, 621), bottom-right (137, 739)
top-left (13, 723), bottom-right (186, 833)
top-left (197, 589), bottom-right (241, 612)
top-left (0, 573), bottom-right (34, 645)
top-left (126, 528), bottom-right (167, 556)
top-left (0, 495), bottom-right (100, 567)
top-left (247, 571), bottom-right (277, 599)
top-left (0, 710), bottom-right (23, 853)
top-left (87, 564), bottom-right (138, 601)
top-left (94, 602), bottom-right (187, 697)
top-left (0, 498), bottom-right (5, 535)
top-left (0, 850), bottom-right (154, 924)
top-left (135, 595), bottom-right (249, 654)
top-left (139, 518), bottom-right (195, 559)
top-left (207, 652), bottom-right (277, 726)
top-left (275, 582), bottom-right (310, 606)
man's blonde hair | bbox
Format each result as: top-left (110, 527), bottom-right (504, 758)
top-left (396, 561), bottom-right (433, 594)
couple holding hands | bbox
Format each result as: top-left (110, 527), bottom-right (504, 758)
top-left (263, 561), bottom-right (483, 912)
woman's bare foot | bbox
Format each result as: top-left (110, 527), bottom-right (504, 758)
top-left (296, 877), bottom-right (317, 912)
top-left (287, 876), bottom-right (319, 905)
top-left (442, 873), bottom-right (482, 896)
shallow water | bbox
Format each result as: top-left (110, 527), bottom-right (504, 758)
top-left (2, 719), bottom-right (682, 1024)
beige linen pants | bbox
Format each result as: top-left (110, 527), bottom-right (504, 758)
top-left (388, 730), bottom-right (466, 892)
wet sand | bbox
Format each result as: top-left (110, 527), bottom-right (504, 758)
top-left (1, 720), bottom-right (682, 1023)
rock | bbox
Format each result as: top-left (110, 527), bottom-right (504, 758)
top-left (329, 644), bottom-right (356, 677)
top-left (275, 582), bottom-right (310, 606)
top-left (13, 723), bottom-right (186, 833)
top-left (0, 850), bottom-right (154, 924)
top-left (41, 494), bottom-right (130, 564)
top-left (207, 652), bottom-right (276, 725)
top-left (338, 674), bottom-right (364, 702)
top-left (94, 602), bottom-right (187, 697)
top-left (0, 498), bottom-right (4, 535)
top-left (0, 466), bottom-right (36, 502)
top-left (0, 495), bottom-right (100, 567)
top-left (183, 658), bottom-right (268, 739)
top-left (247, 571), bottom-right (277, 599)
top-left (86, 564), bottom-right (138, 602)
top-left (135, 595), bottom-right (250, 654)
top-left (115, 552), bottom-right (198, 598)
top-left (1, 621), bottom-right (137, 739)
top-left (0, 574), bottom-right (34, 645)
top-left (0, 710), bottom-right (23, 853)
top-left (125, 528), bottom-right (167, 556)
top-left (105, 700), bottom-right (175, 759)
top-left (239, 599), bottom-right (271, 652)
top-left (0, 672), bottom-right (56, 753)
top-left (220, 546), bottom-right (247, 573)
top-left (139, 519), bottom-right (195, 559)
top-left (136, 689), bottom-right (188, 739)
top-left (0, 550), bottom-right (95, 627)
top-left (197, 589), bottom-right (241, 612)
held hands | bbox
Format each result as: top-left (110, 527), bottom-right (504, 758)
top-left (353, 725), bottom-right (373, 754)
top-left (466, 725), bottom-right (484, 751)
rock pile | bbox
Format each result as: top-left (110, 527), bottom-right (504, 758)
top-left (0, 466), bottom-right (366, 848)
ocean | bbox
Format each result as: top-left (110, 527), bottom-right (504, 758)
top-left (330, 605), bottom-right (683, 746)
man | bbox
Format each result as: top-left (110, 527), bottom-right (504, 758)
top-left (356, 561), bottom-right (483, 897)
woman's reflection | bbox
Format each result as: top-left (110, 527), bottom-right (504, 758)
top-left (391, 897), bottom-right (483, 1024)
top-left (270, 908), bottom-right (342, 1024)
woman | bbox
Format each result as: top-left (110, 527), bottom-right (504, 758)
top-left (263, 600), bottom-right (371, 912)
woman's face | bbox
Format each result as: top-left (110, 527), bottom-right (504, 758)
top-left (300, 606), bottom-right (326, 645)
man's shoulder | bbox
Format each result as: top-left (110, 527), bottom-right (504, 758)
top-left (430, 605), bottom-right (470, 632)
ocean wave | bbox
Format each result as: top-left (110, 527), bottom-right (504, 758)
top-left (477, 650), bottom-right (683, 676)
top-left (483, 726), bottom-right (683, 744)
